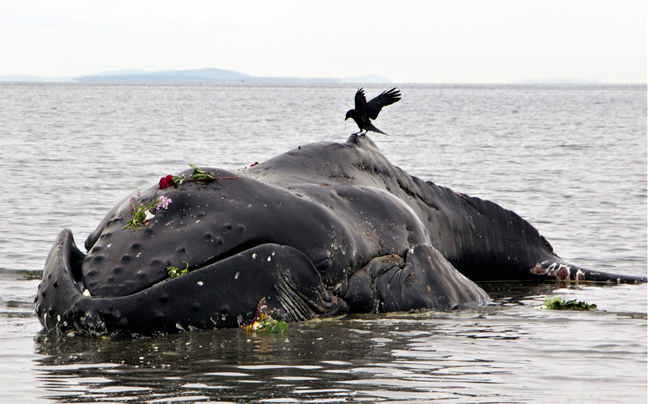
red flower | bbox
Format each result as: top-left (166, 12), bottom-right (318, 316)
top-left (159, 175), bottom-right (176, 189)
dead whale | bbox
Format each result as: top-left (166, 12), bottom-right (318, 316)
top-left (35, 135), bottom-right (646, 335)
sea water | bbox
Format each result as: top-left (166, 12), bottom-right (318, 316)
top-left (0, 83), bottom-right (645, 403)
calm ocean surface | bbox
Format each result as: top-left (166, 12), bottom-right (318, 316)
top-left (0, 83), bottom-right (645, 403)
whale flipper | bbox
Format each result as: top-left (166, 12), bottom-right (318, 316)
top-left (531, 260), bottom-right (647, 284)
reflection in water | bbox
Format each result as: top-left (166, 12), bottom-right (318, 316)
top-left (30, 282), bottom-right (647, 403)
top-left (34, 318), bottom-right (519, 403)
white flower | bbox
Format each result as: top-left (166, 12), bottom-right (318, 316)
top-left (144, 210), bottom-right (156, 221)
top-left (83, 289), bottom-right (92, 297)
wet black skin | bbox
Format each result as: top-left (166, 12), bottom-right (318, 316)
top-left (35, 135), bottom-right (647, 336)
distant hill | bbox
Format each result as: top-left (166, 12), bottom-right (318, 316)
top-left (0, 68), bottom-right (392, 84)
top-left (76, 68), bottom-right (254, 83)
top-left (75, 68), bottom-right (345, 84)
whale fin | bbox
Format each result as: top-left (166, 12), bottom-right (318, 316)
top-left (531, 260), bottom-right (647, 284)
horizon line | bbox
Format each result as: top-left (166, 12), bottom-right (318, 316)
top-left (0, 78), bottom-right (645, 85)
top-left (0, 67), bottom-right (645, 85)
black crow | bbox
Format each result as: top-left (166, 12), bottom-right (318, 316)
top-left (345, 87), bottom-right (401, 135)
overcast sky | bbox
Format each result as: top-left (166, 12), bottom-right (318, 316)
top-left (2, 0), bottom-right (646, 83)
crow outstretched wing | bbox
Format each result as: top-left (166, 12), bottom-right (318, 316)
top-left (366, 88), bottom-right (401, 120)
top-left (354, 88), bottom-right (368, 122)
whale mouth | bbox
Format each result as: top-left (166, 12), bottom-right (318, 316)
top-left (35, 229), bottom-right (86, 331)
top-left (83, 236), bottom-right (314, 299)
top-left (36, 229), bottom-right (346, 335)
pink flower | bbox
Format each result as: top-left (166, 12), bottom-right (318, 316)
top-left (157, 196), bottom-right (172, 210)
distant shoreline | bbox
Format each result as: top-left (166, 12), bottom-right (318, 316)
top-left (1, 81), bottom-right (645, 86)
top-left (0, 68), bottom-right (392, 84)
top-left (3, 67), bottom-right (645, 85)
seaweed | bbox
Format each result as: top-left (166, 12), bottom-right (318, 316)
top-left (543, 297), bottom-right (597, 311)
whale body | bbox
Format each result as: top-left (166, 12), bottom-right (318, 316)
top-left (35, 135), bottom-right (646, 335)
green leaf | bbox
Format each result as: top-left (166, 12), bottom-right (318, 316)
top-left (166, 261), bottom-right (190, 278)
top-left (189, 163), bottom-right (215, 180)
top-left (544, 297), bottom-right (597, 311)
top-left (269, 321), bottom-right (289, 333)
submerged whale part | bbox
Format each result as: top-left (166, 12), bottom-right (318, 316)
top-left (35, 135), bottom-right (646, 336)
